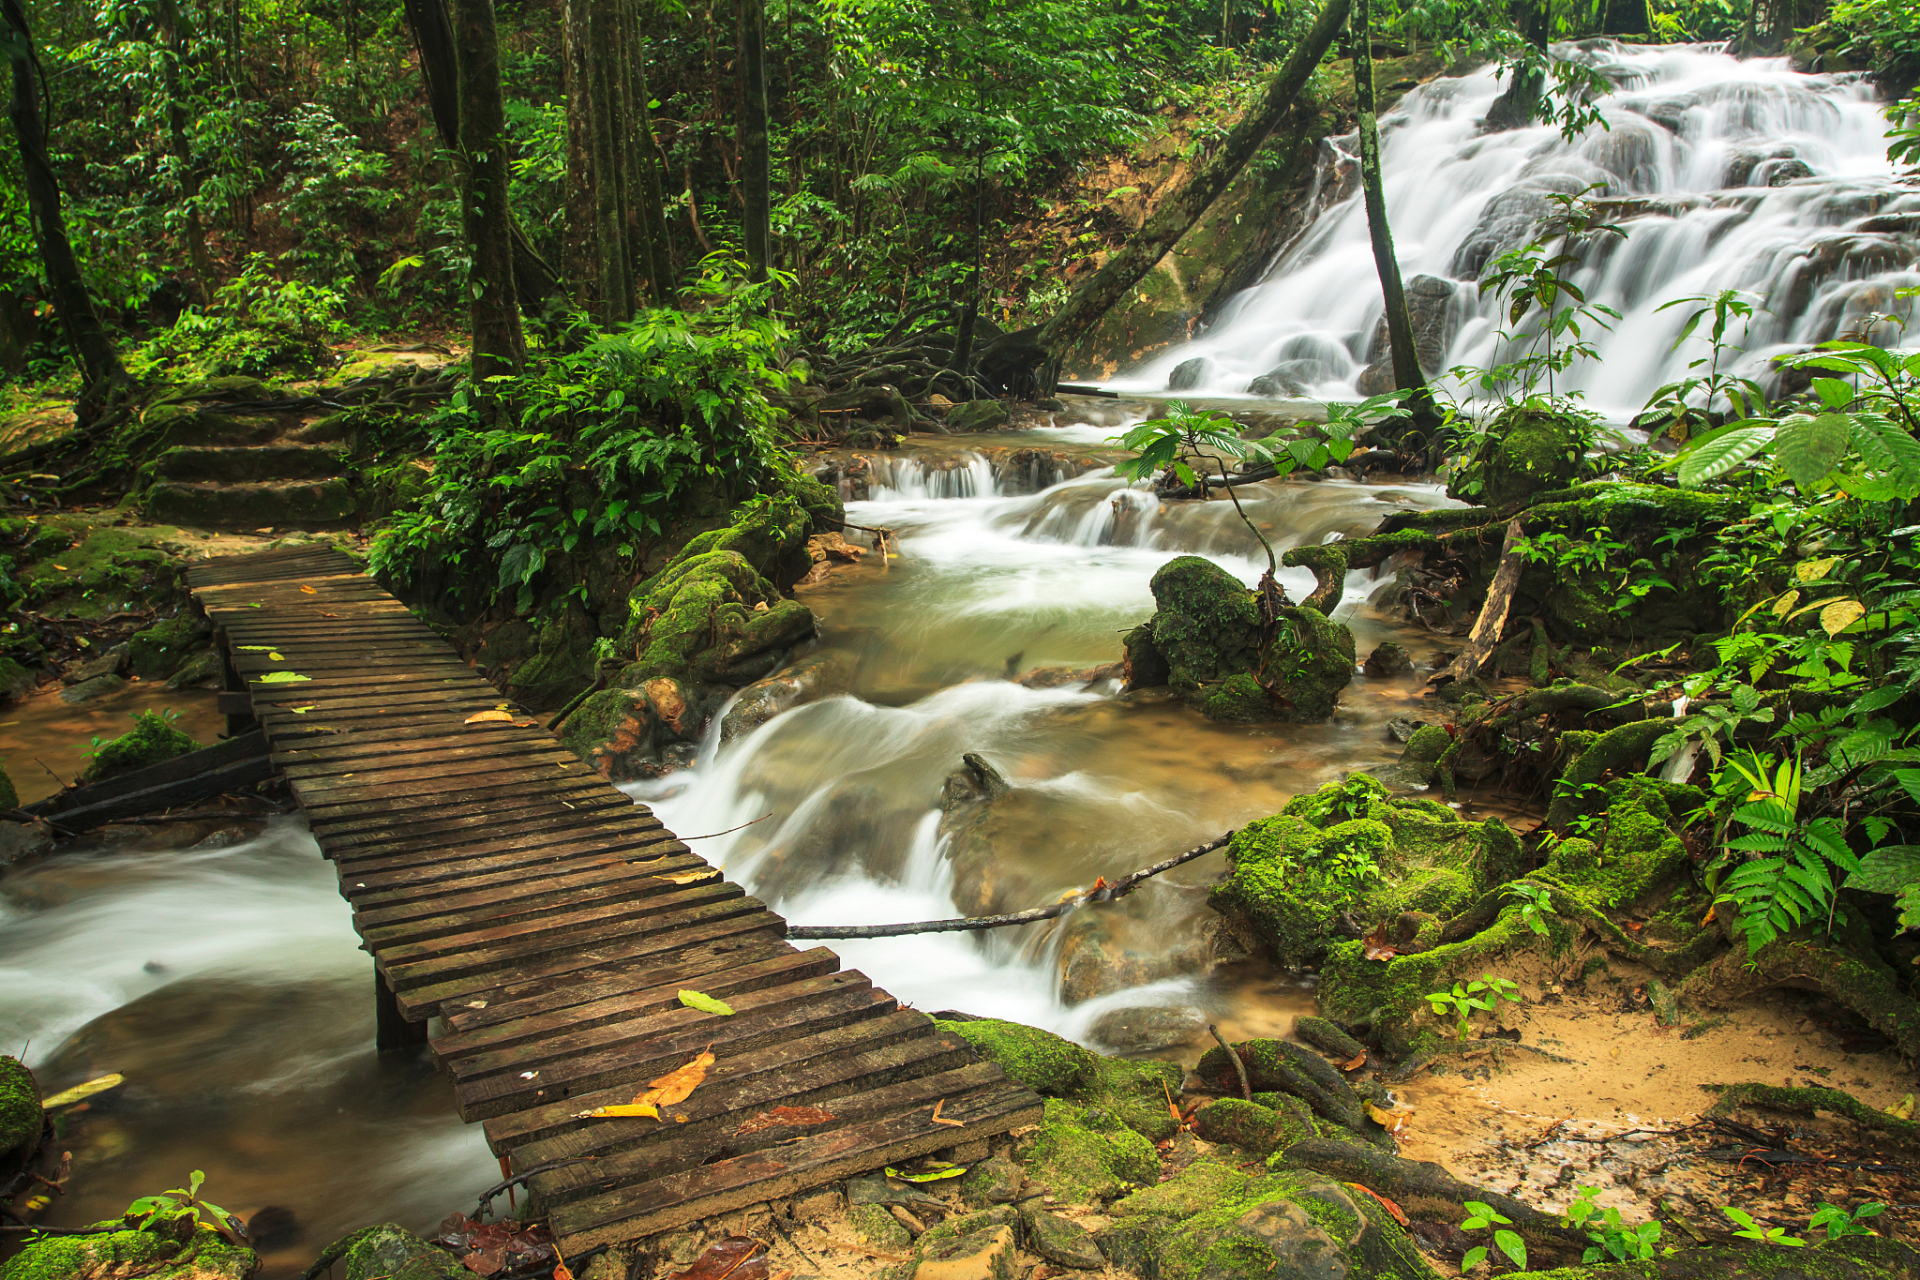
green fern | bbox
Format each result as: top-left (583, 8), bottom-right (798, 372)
top-left (1715, 753), bottom-right (1860, 953)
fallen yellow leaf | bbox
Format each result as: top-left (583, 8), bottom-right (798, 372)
top-left (579, 1102), bottom-right (660, 1119)
top-left (42, 1073), bottom-right (124, 1110)
top-left (581, 1047), bottom-right (716, 1120)
top-left (300, 585), bottom-right (317, 594)
top-left (466, 709), bottom-right (517, 724)
top-left (660, 869), bottom-right (720, 885)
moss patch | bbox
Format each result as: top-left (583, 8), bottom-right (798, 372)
top-left (1016, 1098), bottom-right (1160, 1203)
top-left (81, 710), bottom-right (202, 784)
top-left (939, 1018), bottom-right (1181, 1140)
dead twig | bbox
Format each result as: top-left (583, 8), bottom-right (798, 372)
top-left (678, 813), bottom-right (774, 842)
top-left (1210, 1024), bottom-right (1253, 1102)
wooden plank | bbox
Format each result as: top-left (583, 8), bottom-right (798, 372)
top-left (430, 947), bottom-right (840, 1064)
top-left (315, 793), bottom-right (635, 851)
top-left (25, 756), bottom-right (275, 832)
top-left (452, 978), bottom-right (892, 1120)
top-left (275, 735), bottom-right (565, 769)
top-left (524, 1055), bottom-right (993, 1198)
top-left (333, 822), bottom-right (675, 885)
top-left (375, 880), bottom-right (749, 973)
top-left (301, 773), bottom-right (612, 821)
top-left (266, 720), bottom-right (554, 751)
top-left (391, 910), bottom-right (789, 1021)
top-left (547, 1082), bottom-right (1043, 1249)
top-left (355, 857), bottom-right (720, 948)
top-left (26, 731), bottom-right (267, 817)
top-left (347, 846), bottom-right (697, 921)
top-left (287, 751), bottom-right (587, 799)
top-left (485, 1006), bottom-right (940, 1152)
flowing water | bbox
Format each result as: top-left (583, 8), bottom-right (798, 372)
top-left (7, 38), bottom-right (1901, 1263)
top-left (1109, 41), bottom-right (1909, 419)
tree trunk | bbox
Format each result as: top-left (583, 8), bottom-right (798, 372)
top-left (2, 0), bottom-right (125, 404)
top-left (1033, 0), bottom-right (1350, 368)
top-left (584, 0), bottom-right (632, 324)
top-left (448, 0), bottom-right (525, 383)
top-left (620, 0), bottom-right (673, 303)
top-left (156, 0), bottom-right (215, 304)
top-left (741, 0), bottom-right (771, 283)
top-left (405, 0), bottom-right (558, 308)
top-left (1352, 0), bottom-right (1424, 398)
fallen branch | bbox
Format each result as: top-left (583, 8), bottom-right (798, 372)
top-left (1210, 1024), bottom-right (1253, 1101)
top-left (678, 813), bottom-right (773, 842)
top-left (473, 1157), bottom-right (597, 1219)
top-left (786, 831), bottom-right (1233, 939)
top-left (1436, 518), bottom-right (1524, 685)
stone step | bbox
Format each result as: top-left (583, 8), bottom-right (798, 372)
top-left (145, 478), bottom-right (357, 529)
top-left (153, 444), bottom-right (346, 483)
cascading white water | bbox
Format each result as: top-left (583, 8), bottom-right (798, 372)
top-left (629, 444), bottom-right (1462, 1044)
top-left (1109, 41), bottom-right (1912, 420)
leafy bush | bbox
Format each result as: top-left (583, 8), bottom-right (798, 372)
top-left (130, 256), bottom-right (346, 379)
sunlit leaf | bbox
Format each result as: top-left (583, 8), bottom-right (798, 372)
top-left (256, 671), bottom-right (311, 683)
top-left (678, 990), bottom-right (735, 1016)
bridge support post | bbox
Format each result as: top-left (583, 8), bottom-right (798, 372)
top-left (375, 969), bottom-right (430, 1054)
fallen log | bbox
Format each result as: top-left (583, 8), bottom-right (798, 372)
top-left (25, 730), bottom-right (272, 832)
top-left (786, 831), bottom-right (1232, 939)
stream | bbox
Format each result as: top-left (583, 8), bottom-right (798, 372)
top-left (2, 36), bottom-right (1903, 1271)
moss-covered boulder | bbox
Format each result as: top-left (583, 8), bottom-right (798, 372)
top-left (559, 676), bottom-right (712, 782)
top-left (1100, 1163), bottom-right (1430, 1280)
top-left (1195, 1040), bottom-right (1370, 1134)
top-left (80, 711), bottom-right (201, 784)
top-left (1449, 407), bottom-right (1586, 509)
top-left (1125, 556), bottom-right (1354, 723)
top-left (938, 1017), bottom-right (1181, 1140)
top-left (1194, 1097), bottom-right (1314, 1155)
top-left (1210, 777), bottom-right (1519, 968)
top-left (0, 1056), bottom-right (40, 1161)
top-left (127, 615), bottom-right (209, 681)
top-left (1, 1207), bottom-right (259, 1280)
top-left (1016, 1098), bottom-right (1160, 1203)
top-left (620, 550), bottom-right (814, 686)
top-left (330, 1224), bottom-right (466, 1280)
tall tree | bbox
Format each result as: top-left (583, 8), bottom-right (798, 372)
top-left (617, 0), bottom-right (673, 303)
top-left (741, 0), bottom-right (772, 282)
top-left (2, 0), bottom-right (125, 408)
top-left (448, 0), bottom-right (525, 383)
top-left (1030, 0), bottom-right (1351, 375)
top-left (1352, 0), bottom-right (1425, 399)
top-left (155, 0), bottom-right (214, 303)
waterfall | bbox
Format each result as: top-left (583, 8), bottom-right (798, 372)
top-left (1109, 41), bottom-right (1911, 421)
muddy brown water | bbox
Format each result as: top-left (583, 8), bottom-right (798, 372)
top-left (2, 684), bottom-right (226, 805)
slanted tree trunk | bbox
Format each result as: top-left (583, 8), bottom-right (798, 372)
top-left (1032, 0), bottom-right (1350, 372)
top-left (155, 0), bottom-right (215, 304)
top-left (740, 0), bottom-right (771, 283)
top-left (2, 0), bottom-right (124, 407)
top-left (1352, 0), bottom-right (1424, 400)
top-left (404, 0), bottom-right (558, 308)
top-left (448, 0), bottom-right (525, 383)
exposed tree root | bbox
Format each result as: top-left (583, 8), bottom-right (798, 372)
top-left (1677, 937), bottom-right (1920, 1062)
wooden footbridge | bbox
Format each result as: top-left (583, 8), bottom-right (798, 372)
top-left (185, 546), bottom-right (1042, 1252)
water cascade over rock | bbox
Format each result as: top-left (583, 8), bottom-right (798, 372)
top-left (1110, 41), bottom-right (1911, 420)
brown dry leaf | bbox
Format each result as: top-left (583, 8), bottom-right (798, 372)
top-left (466, 709), bottom-right (517, 724)
top-left (1362, 924), bottom-right (1398, 962)
top-left (734, 1105), bottom-right (838, 1136)
top-left (1363, 1100), bottom-right (1412, 1139)
top-left (930, 1097), bottom-right (965, 1128)
top-left (553, 1263), bottom-right (575, 1280)
top-left (662, 1236), bottom-right (768, 1280)
top-left (660, 869), bottom-right (720, 885)
top-left (1339, 1051), bottom-right (1368, 1072)
top-left (1343, 1182), bottom-right (1410, 1227)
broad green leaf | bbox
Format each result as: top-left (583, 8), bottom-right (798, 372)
top-left (678, 989), bottom-right (735, 1016)
top-left (1773, 413), bottom-right (1850, 490)
top-left (1846, 845), bottom-right (1920, 895)
top-left (1810, 377), bottom-right (1855, 410)
top-left (1677, 425), bottom-right (1772, 486)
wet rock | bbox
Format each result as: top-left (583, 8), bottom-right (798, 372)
top-left (60, 673), bottom-right (128, 704)
top-left (1010, 661), bottom-right (1122, 689)
top-left (847, 1173), bottom-right (949, 1214)
top-left (1356, 275), bottom-right (1458, 395)
top-left (561, 677), bottom-right (708, 782)
top-left (0, 820), bottom-right (56, 868)
top-left (1272, 334), bottom-right (1351, 381)
top-left (910, 1217), bottom-right (1016, 1280)
top-left (1385, 717), bottom-right (1418, 743)
top-left (244, 1206), bottom-right (302, 1251)
top-left (1057, 910), bottom-right (1209, 1005)
top-left (0, 760), bottom-right (15, 810)
top-left (957, 1153), bottom-right (1024, 1207)
top-left (190, 826), bottom-right (261, 850)
top-left (1362, 642), bottom-right (1412, 678)
top-left (1245, 363), bottom-right (1311, 397)
top-left (166, 650), bottom-right (224, 691)
top-left (335, 1224), bottom-right (466, 1280)
top-left (947, 400), bottom-right (1010, 432)
top-left (1088, 1005), bottom-right (1206, 1053)
top-left (63, 644), bottom-right (129, 685)
top-left (0, 655), bottom-right (35, 703)
top-left (128, 615), bottom-right (210, 680)
top-left (1018, 1206), bottom-right (1104, 1270)
top-left (718, 652), bottom-right (855, 743)
top-left (1168, 357), bottom-right (1211, 391)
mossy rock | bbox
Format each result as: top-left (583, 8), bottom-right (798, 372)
top-left (333, 1224), bottom-right (466, 1280)
top-left (1149, 556), bottom-right (1263, 691)
top-left (660, 493), bottom-right (819, 591)
top-left (1210, 786), bottom-right (1514, 969)
top-left (145, 479), bottom-right (356, 529)
top-left (1317, 908), bottom-right (1544, 1057)
top-left (17, 525), bottom-right (181, 619)
top-left (127, 615), bottom-right (209, 681)
top-left (1194, 1040), bottom-right (1369, 1133)
top-left (560, 677), bottom-right (707, 782)
top-left (621, 549), bottom-right (815, 686)
top-left (1449, 408), bottom-right (1586, 509)
top-left (0, 1056), bottom-right (39, 1159)
top-left (1, 1209), bottom-right (260, 1280)
top-left (1016, 1098), bottom-right (1160, 1203)
top-left (1194, 1098), bottom-right (1304, 1155)
top-left (80, 711), bottom-right (201, 784)
top-left (947, 400), bottom-right (1011, 432)
top-left (1544, 773), bottom-right (1701, 909)
top-left (938, 1018), bottom-right (1181, 1139)
top-left (1107, 1167), bottom-right (1430, 1280)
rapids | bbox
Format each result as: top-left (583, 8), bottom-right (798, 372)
top-left (1109, 41), bottom-right (1910, 418)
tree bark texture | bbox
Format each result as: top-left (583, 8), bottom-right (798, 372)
top-left (619, 0), bottom-right (673, 302)
top-left (1352, 0), bottom-right (1424, 398)
top-left (740, 0), bottom-right (771, 282)
top-left (1033, 0), bottom-right (1350, 363)
top-left (448, 0), bottom-right (525, 383)
top-left (155, 0), bottom-right (215, 303)
top-left (2, 0), bottom-right (125, 400)
top-left (405, 0), bottom-right (558, 307)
